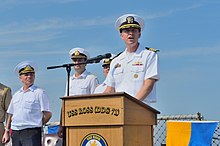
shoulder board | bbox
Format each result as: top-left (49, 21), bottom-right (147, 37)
top-left (0, 87), bottom-right (9, 95)
top-left (145, 47), bottom-right (159, 53)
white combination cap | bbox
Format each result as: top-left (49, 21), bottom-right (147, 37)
top-left (69, 47), bottom-right (90, 59)
top-left (101, 54), bottom-right (116, 67)
top-left (115, 14), bottom-right (144, 32)
top-left (14, 61), bottom-right (37, 75)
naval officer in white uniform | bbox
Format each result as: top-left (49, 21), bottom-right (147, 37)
top-left (94, 55), bottom-right (115, 93)
top-left (104, 14), bottom-right (160, 105)
top-left (66, 47), bottom-right (99, 96)
top-left (58, 47), bottom-right (99, 138)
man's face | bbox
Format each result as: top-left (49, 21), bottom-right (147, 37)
top-left (72, 58), bottom-right (86, 72)
top-left (19, 72), bottom-right (35, 87)
top-left (120, 28), bottom-right (141, 46)
top-left (103, 65), bottom-right (110, 77)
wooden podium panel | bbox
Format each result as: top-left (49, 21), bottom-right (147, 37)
top-left (61, 92), bottom-right (160, 146)
top-left (66, 126), bottom-right (123, 146)
top-left (124, 97), bottom-right (157, 125)
top-left (123, 125), bottom-right (153, 146)
top-left (63, 96), bottom-right (124, 126)
top-left (66, 125), bottom-right (153, 146)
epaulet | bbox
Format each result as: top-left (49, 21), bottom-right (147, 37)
top-left (145, 47), bottom-right (159, 53)
top-left (0, 87), bottom-right (9, 94)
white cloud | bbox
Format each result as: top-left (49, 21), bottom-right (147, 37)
top-left (0, 2), bottom-right (213, 46)
top-left (0, 16), bottom-right (113, 45)
top-left (0, 16), bottom-right (113, 35)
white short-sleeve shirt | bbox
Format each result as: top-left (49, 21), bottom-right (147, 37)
top-left (94, 79), bottom-right (107, 94)
top-left (66, 70), bottom-right (99, 96)
top-left (105, 44), bottom-right (160, 104)
top-left (7, 85), bottom-right (51, 130)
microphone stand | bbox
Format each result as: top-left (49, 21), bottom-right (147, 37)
top-left (47, 63), bottom-right (78, 96)
top-left (47, 60), bottom-right (100, 146)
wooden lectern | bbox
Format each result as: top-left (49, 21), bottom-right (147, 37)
top-left (61, 92), bottom-right (160, 146)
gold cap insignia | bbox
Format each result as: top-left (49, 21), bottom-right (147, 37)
top-left (103, 59), bottom-right (111, 64)
top-left (126, 16), bottom-right (134, 24)
top-left (74, 50), bottom-right (80, 56)
top-left (71, 50), bottom-right (87, 59)
top-left (19, 65), bottom-right (35, 75)
top-left (102, 59), bottom-right (111, 67)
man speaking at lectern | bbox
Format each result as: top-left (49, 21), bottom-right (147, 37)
top-left (104, 14), bottom-right (160, 105)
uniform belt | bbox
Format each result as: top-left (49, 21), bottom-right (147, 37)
top-left (12, 127), bottom-right (41, 132)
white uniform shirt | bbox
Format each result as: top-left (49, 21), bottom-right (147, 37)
top-left (94, 79), bottom-right (107, 94)
top-left (66, 70), bottom-right (99, 96)
top-left (105, 44), bottom-right (160, 104)
top-left (7, 85), bottom-right (51, 130)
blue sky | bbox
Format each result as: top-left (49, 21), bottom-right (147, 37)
top-left (0, 0), bottom-right (220, 122)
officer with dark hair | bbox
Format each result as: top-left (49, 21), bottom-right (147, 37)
top-left (94, 54), bottom-right (115, 93)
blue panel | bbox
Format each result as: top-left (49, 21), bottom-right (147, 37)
top-left (189, 122), bottom-right (218, 146)
top-left (48, 125), bottom-right (59, 134)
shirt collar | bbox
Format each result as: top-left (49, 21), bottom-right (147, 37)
top-left (133, 44), bottom-right (144, 56)
top-left (19, 84), bottom-right (36, 92)
top-left (72, 70), bottom-right (88, 79)
top-left (120, 43), bottom-right (144, 60)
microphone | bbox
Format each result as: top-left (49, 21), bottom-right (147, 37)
top-left (86, 53), bottom-right (112, 63)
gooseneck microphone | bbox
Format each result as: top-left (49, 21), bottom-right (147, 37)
top-left (86, 53), bottom-right (112, 63)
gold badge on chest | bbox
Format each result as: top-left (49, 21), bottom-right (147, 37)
top-left (134, 74), bottom-right (138, 78)
top-left (114, 63), bottom-right (121, 68)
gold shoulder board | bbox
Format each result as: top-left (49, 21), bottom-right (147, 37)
top-left (145, 47), bottom-right (159, 53)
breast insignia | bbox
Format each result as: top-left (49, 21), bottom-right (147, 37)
top-left (134, 74), bottom-right (138, 78)
top-left (114, 63), bottom-right (121, 68)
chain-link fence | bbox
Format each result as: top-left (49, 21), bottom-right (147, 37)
top-left (153, 112), bottom-right (220, 146)
top-left (43, 113), bottom-right (219, 146)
